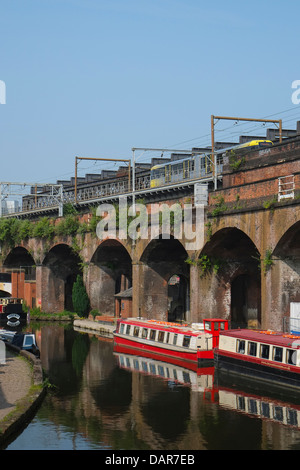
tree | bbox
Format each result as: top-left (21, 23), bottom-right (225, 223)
top-left (72, 275), bottom-right (90, 317)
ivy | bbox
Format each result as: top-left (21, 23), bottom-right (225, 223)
top-left (185, 254), bottom-right (222, 276)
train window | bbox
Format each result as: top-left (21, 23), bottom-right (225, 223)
top-left (287, 349), bottom-right (297, 365)
top-left (150, 329), bottom-right (156, 341)
top-left (133, 327), bottom-right (139, 337)
top-left (248, 342), bottom-right (257, 356)
top-left (273, 347), bottom-right (283, 362)
top-left (142, 328), bottom-right (148, 339)
top-left (183, 336), bottom-right (190, 347)
top-left (158, 331), bottom-right (164, 342)
top-left (237, 339), bottom-right (245, 354)
top-left (126, 325), bottom-right (131, 335)
top-left (260, 344), bottom-right (270, 359)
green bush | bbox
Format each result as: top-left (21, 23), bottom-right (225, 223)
top-left (72, 275), bottom-right (90, 317)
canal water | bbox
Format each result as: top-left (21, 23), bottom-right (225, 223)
top-left (5, 323), bottom-right (300, 450)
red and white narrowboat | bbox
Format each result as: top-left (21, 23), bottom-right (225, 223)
top-left (113, 317), bottom-right (229, 367)
top-left (214, 328), bottom-right (300, 390)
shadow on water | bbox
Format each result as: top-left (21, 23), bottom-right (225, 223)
top-left (5, 322), bottom-right (300, 450)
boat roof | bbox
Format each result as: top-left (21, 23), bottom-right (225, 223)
top-left (119, 317), bottom-right (202, 336)
top-left (220, 329), bottom-right (300, 348)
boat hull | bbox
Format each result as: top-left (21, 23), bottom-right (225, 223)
top-left (214, 349), bottom-right (300, 391)
top-left (114, 334), bottom-right (214, 367)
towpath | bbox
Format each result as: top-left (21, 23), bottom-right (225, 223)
top-left (0, 348), bottom-right (32, 421)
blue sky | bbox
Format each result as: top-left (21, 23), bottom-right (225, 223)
top-left (1, 0), bottom-right (300, 183)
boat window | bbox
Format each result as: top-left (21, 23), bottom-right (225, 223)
top-left (248, 342), bottom-right (257, 356)
top-left (237, 396), bottom-right (245, 411)
top-left (204, 322), bottom-right (211, 331)
top-left (173, 334), bottom-right (178, 345)
top-left (273, 347), bottom-right (283, 362)
top-left (273, 406), bottom-right (284, 422)
top-left (142, 361), bottom-right (148, 373)
top-left (287, 349), bottom-right (297, 365)
top-left (287, 409), bottom-right (298, 426)
top-left (183, 335), bottom-right (190, 347)
top-left (261, 402), bottom-right (270, 418)
top-left (150, 329), bottom-right (156, 341)
top-left (142, 328), bottom-right (148, 339)
top-left (126, 324), bottom-right (131, 335)
top-left (166, 332), bottom-right (170, 343)
top-left (237, 339), bottom-right (245, 354)
top-left (24, 336), bottom-right (34, 347)
top-left (260, 344), bottom-right (270, 359)
top-left (248, 398), bottom-right (258, 415)
top-left (120, 323), bottom-right (125, 334)
top-left (158, 331), bottom-right (164, 342)
top-left (133, 327), bottom-right (139, 337)
top-left (220, 322), bottom-right (225, 330)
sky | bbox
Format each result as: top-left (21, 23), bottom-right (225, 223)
top-left (1, 0), bottom-right (300, 185)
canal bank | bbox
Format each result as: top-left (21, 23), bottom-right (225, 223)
top-left (73, 318), bottom-right (116, 336)
top-left (0, 343), bottom-right (45, 447)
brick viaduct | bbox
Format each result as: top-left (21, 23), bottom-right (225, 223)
top-left (1, 138), bottom-right (300, 330)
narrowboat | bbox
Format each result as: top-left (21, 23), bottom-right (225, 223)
top-left (0, 329), bottom-right (40, 357)
top-left (0, 297), bottom-right (27, 327)
top-left (113, 317), bottom-right (229, 367)
top-left (214, 328), bottom-right (300, 390)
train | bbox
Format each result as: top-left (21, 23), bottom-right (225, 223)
top-left (150, 140), bottom-right (273, 188)
top-left (19, 139), bottom-right (272, 214)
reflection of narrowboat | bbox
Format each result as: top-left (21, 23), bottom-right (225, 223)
top-left (114, 348), bottom-right (215, 392)
top-left (215, 328), bottom-right (300, 390)
top-left (0, 298), bottom-right (27, 327)
top-left (218, 385), bottom-right (300, 430)
top-left (114, 317), bottom-right (229, 367)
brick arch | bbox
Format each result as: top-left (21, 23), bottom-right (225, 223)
top-left (41, 243), bottom-right (82, 312)
top-left (195, 226), bottom-right (261, 328)
top-left (88, 238), bottom-right (132, 315)
top-left (138, 236), bottom-right (190, 321)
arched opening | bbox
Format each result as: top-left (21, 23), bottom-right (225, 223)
top-left (200, 227), bottom-right (261, 327)
top-left (140, 236), bottom-right (190, 321)
top-left (90, 240), bottom-right (132, 315)
top-left (3, 246), bottom-right (36, 304)
top-left (43, 244), bottom-right (82, 311)
top-left (273, 221), bottom-right (300, 332)
top-left (167, 274), bottom-right (189, 322)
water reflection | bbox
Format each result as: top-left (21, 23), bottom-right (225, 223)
top-left (6, 323), bottom-right (300, 450)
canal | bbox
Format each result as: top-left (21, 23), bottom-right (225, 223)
top-left (5, 322), bottom-right (300, 450)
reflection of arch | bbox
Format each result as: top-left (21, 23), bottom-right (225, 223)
top-left (200, 227), bottom-right (261, 327)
